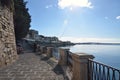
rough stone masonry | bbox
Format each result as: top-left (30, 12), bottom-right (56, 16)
top-left (0, 1), bottom-right (18, 67)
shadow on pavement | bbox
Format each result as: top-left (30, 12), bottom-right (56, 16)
top-left (53, 64), bottom-right (64, 75)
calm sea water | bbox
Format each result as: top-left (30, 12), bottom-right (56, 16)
top-left (67, 44), bottom-right (120, 69)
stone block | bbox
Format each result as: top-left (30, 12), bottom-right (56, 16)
top-left (58, 48), bottom-right (69, 66)
top-left (46, 47), bottom-right (53, 58)
top-left (71, 53), bottom-right (94, 80)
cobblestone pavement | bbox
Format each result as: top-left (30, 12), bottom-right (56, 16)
top-left (0, 52), bottom-right (65, 80)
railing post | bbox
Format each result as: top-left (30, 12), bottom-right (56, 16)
top-left (40, 46), bottom-right (44, 54)
top-left (58, 48), bottom-right (69, 66)
top-left (40, 46), bottom-right (47, 54)
top-left (71, 53), bottom-right (94, 80)
top-left (46, 47), bottom-right (53, 58)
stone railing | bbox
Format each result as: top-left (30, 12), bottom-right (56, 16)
top-left (58, 48), bottom-right (94, 80)
top-left (35, 46), bottom-right (95, 80)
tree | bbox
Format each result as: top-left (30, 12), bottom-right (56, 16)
top-left (13, 0), bottom-right (31, 40)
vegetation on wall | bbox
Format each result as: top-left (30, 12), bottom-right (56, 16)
top-left (13, 0), bottom-right (31, 40)
top-left (0, 0), bottom-right (14, 11)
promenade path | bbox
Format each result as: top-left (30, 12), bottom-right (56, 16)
top-left (0, 50), bottom-right (65, 80)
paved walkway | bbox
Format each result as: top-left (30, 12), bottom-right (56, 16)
top-left (0, 52), bottom-right (65, 80)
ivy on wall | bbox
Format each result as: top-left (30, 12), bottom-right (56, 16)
top-left (0, 0), bottom-right (14, 11)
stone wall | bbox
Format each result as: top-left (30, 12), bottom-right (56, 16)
top-left (0, 4), bottom-right (18, 67)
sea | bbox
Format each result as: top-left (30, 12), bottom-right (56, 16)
top-left (68, 44), bottom-right (120, 69)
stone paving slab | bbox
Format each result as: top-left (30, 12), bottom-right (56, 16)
top-left (0, 52), bottom-right (65, 80)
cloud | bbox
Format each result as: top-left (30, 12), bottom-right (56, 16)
top-left (64, 19), bottom-right (68, 25)
top-left (58, 0), bottom-right (93, 10)
top-left (59, 37), bottom-right (120, 43)
top-left (116, 16), bottom-right (120, 20)
top-left (45, 5), bottom-right (53, 9)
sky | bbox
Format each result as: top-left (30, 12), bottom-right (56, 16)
top-left (25, 0), bottom-right (120, 43)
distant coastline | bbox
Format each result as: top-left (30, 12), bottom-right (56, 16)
top-left (75, 42), bottom-right (120, 45)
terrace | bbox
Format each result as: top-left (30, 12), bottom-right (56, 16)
top-left (0, 42), bottom-right (120, 80)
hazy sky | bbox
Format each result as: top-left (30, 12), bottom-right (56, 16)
top-left (25, 0), bottom-right (120, 43)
